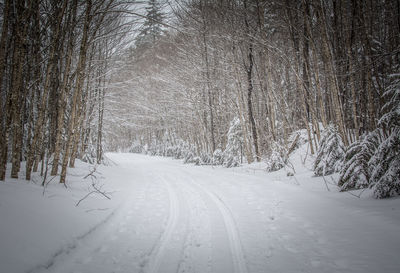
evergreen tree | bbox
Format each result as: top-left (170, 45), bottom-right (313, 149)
top-left (338, 130), bottom-right (382, 191)
top-left (223, 117), bottom-right (243, 167)
top-left (369, 75), bottom-right (400, 198)
top-left (369, 128), bottom-right (400, 198)
top-left (265, 142), bottom-right (288, 172)
top-left (135, 0), bottom-right (164, 49)
top-left (314, 125), bottom-right (345, 176)
top-left (212, 148), bottom-right (224, 165)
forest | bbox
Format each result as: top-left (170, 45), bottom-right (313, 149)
top-left (1, 1), bottom-right (400, 272)
top-left (0, 0), bottom-right (399, 198)
top-left (105, 0), bottom-right (400, 198)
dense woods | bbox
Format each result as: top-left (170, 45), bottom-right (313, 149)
top-left (0, 0), bottom-right (135, 183)
top-left (106, 0), bottom-right (400, 198)
top-left (2, 2), bottom-right (400, 272)
top-left (1, 0), bottom-right (399, 197)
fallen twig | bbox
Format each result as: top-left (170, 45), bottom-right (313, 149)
top-left (83, 165), bottom-right (99, 179)
top-left (76, 182), bottom-right (111, 207)
top-left (321, 175), bottom-right (331, 191)
top-left (42, 175), bottom-right (58, 196)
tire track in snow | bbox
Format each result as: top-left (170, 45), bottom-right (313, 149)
top-left (144, 175), bottom-right (181, 273)
top-left (184, 175), bottom-right (249, 273)
top-left (177, 180), bottom-right (212, 273)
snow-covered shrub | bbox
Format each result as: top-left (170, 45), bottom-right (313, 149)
top-left (224, 156), bottom-right (240, 168)
top-left (81, 143), bottom-right (97, 164)
top-left (183, 151), bottom-right (195, 164)
top-left (368, 77), bottom-right (400, 198)
top-left (147, 144), bottom-right (158, 156)
top-left (314, 124), bottom-right (345, 176)
top-left (192, 156), bottom-right (201, 165)
top-left (212, 149), bottom-right (224, 165)
top-left (339, 75), bottom-right (400, 198)
top-left (171, 141), bottom-right (182, 159)
top-left (165, 146), bottom-right (175, 157)
top-left (379, 76), bottom-right (400, 129)
top-left (128, 141), bottom-right (143, 154)
top-left (338, 130), bottom-right (382, 191)
top-left (175, 140), bottom-right (194, 159)
top-left (155, 145), bottom-right (164, 156)
top-left (174, 141), bottom-right (194, 160)
top-left (223, 117), bottom-right (243, 167)
top-left (369, 128), bottom-right (400, 198)
top-left (265, 142), bottom-right (288, 172)
top-left (179, 142), bottom-right (198, 164)
top-left (200, 152), bottom-right (212, 165)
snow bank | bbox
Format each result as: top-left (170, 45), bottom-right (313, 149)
top-left (1, 149), bottom-right (399, 273)
top-left (0, 160), bottom-right (128, 273)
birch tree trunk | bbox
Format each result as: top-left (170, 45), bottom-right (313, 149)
top-left (60, 0), bottom-right (93, 184)
top-left (26, 0), bottom-right (68, 180)
top-left (51, 0), bottom-right (78, 176)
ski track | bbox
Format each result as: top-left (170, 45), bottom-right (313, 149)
top-left (178, 180), bottom-right (212, 273)
top-left (183, 175), bottom-right (249, 273)
top-left (19, 154), bottom-right (400, 273)
top-left (25, 160), bottom-right (290, 273)
top-left (131, 167), bottom-right (249, 273)
top-left (39, 164), bottom-right (250, 273)
top-left (144, 175), bottom-right (181, 273)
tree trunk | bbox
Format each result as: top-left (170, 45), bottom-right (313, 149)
top-left (232, 46), bottom-right (253, 163)
top-left (26, 0), bottom-right (68, 180)
top-left (51, 0), bottom-right (78, 176)
top-left (0, 0), bottom-right (11, 180)
top-left (10, 0), bottom-right (31, 178)
top-left (201, 28), bottom-right (216, 153)
top-left (60, 0), bottom-right (93, 184)
top-left (318, 2), bottom-right (349, 146)
top-left (246, 44), bottom-right (260, 162)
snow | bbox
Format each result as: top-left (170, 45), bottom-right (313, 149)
top-left (1, 148), bottom-right (400, 273)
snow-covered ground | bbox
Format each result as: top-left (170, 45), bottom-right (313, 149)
top-left (1, 149), bottom-right (400, 273)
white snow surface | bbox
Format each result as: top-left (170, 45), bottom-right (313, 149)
top-left (1, 149), bottom-right (400, 273)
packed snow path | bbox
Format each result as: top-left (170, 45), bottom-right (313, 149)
top-left (34, 154), bottom-right (399, 273)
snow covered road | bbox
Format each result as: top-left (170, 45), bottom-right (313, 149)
top-left (44, 154), bottom-right (252, 273)
top-left (2, 153), bottom-right (400, 273)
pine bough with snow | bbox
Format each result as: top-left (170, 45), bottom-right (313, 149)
top-left (338, 130), bottom-right (382, 191)
top-left (265, 142), bottom-right (289, 172)
top-left (314, 124), bottom-right (345, 176)
top-left (339, 75), bottom-right (400, 198)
